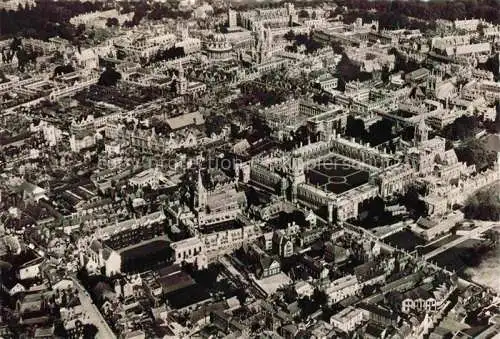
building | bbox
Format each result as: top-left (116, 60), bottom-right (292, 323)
top-left (388, 281), bottom-right (455, 314)
top-left (17, 257), bottom-right (43, 281)
top-left (228, 8), bottom-right (237, 28)
top-left (69, 9), bottom-right (132, 29)
top-left (358, 303), bottom-right (400, 327)
top-left (325, 275), bottom-right (361, 304)
top-left (312, 73), bottom-right (339, 93)
top-left (259, 99), bottom-right (346, 139)
top-left (81, 240), bottom-right (121, 277)
top-left (115, 30), bottom-right (176, 62)
top-left (257, 255), bottom-right (281, 279)
top-left (194, 170), bottom-right (246, 226)
top-left (202, 223), bottom-right (261, 261)
top-left (176, 62), bottom-right (207, 96)
top-left (0, 0), bottom-right (35, 11)
top-left (416, 211), bottom-right (464, 240)
top-left (129, 168), bottom-right (167, 189)
top-left (176, 37), bottom-right (201, 55)
top-left (239, 3), bottom-right (298, 31)
top-left (69, 129), bottom-right (96, 153)
top-left (330, 307), bottom-right (368, 333)
top-left (170, 237), bottom-right (208, 269)
top-left (400, 287), bottom-right (437, 313)
top-left (453, 19), bottom-right (482, 31)
top-left (205, 34), bottom-right (233, 62)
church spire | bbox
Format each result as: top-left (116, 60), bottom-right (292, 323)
top-left (195, 165), bottom-right (207, 211)
top-left (197, 166), bottom-right (204, 194)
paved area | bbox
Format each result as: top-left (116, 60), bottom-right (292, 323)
top-left (71, 276), bottom-right (117, 339)
top-left (424, 222), bottom-right (499, 260)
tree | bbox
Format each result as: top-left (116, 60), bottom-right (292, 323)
top-left (284, 30), bottom-right (295, 41)
top-left (205, 114), bottom-right (226, 136)
top-left (76, 23), bottom-right (86, 36)
top-left (98, 67), bottom-right (122, 87)
top-left (298, 9), bottom-right (310, 18)
top-left (131, 2), bottom-right (148, 26)
top-left (292, 34), bottom-right (323, 54)
top-left (281, 285), bottom-right (298, 303)
top-left (312, 289), bottom-right (328, 306)
top-left (336, 53), bottom-right (371, 90)
top-left (455, 138), bottom-right (497, 171)
top-left (368, 119), bottom-right (394, 146)
top-left (149, 46), bottom-right (185, 64)
top-left (105, 17), bottom-right (119, 27)
top-left (401, 185), bottom-right (428, 219)
top-left (442, 115), bottom-right (480, 141)
top-left (464, 184), bottom-right (500, 221)
top-left (82, 324), bottom-right (98, 339)
top-left (378, 11), bottom-right (410, 29)
top-left (53, 64), bottom-right (75, 77)
top-left (297, 296), bottom-right (315, 318)
top-left (312, 93), bottom-right (330, 105)
top-left (345, 116), bottom-right (367, 140)
top-left (236, 288), bottom-right (248, 306)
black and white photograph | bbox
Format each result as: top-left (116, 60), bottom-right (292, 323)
top-left (0, 0), bottom-right (499, 337)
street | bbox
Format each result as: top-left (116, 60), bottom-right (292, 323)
top-left (71, 277), bottom-right (117, 339)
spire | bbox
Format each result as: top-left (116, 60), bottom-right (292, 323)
top-left (178, 60), bottom-right (184, 79)
top-left (196, 165), bottom-right (207, 211)
top-left (197, 166), bottom-right (205, 193)
top-left (417, 117), bottom-right (428, 133)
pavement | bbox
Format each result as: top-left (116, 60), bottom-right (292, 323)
top-left (424, 222), bottom-right (499, 260)
top-left (71, 276), bottom-right (117, 339)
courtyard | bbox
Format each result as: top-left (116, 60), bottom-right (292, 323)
top-left (305, 157), bottom-right (370, 194)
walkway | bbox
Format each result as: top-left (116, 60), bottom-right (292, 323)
top-left (71, 276), bottom-right (117, 339)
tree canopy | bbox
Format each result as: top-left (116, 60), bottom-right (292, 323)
top-left (98, 67), bottom-right (122, 87)
top-left (455, 138), bottom-right (497, 171)
top-left (0, 1), bottom-right (103, 40)
top-left (400, 185), bottom-right (428, 219)
top-left (464, 183), bottom-right (500, 221)
top-left (442, 115), bottom-right (481, 141)
top-left (105, 17), bottom-right (119, 27)
top-left (344, 116), bottom-right (395, 146)
top-left (340, 0), bottom-right (500, 26)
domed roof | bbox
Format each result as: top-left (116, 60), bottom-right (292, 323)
top-left (212, 33), bottom-right (226, 42)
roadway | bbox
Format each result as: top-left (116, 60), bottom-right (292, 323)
top-left (343, 220), bottom-right (498, 289)
top-left (423, 222), bottom-right (499, 260)
top-left (70, 276), bottom-right (117, 339)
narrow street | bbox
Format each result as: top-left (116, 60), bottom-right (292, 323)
top-left (70, 277), bottom-right (117, 339)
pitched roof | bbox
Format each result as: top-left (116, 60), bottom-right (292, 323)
top-left (89, 240), bottom-right (103, 253)
top-left (166, 111), bottom-right (205, 131)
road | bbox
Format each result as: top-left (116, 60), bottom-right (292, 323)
top-left (423, 223), bottom-right (499, 260)
top-left (71, 277), bottom-right (117, 339)
top-left (343, 220), bottom-right (496, 289)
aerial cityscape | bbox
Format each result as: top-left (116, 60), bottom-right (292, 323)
top-left (0, 0), bottom-right (500, 338)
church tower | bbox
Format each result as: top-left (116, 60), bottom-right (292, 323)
top-left (195, 168), bottom-right (207, 211)
top-left (414, 118), bottom-right (429, 145)
top-left (176, 61), bottom-right (187, 95)
top-left (265, 26), bottom-right (273, 49)
top-left (290, 152), bottom-right (305, 179)
top-left (228, 8), bottom-right (237, 28)
top-left (288, 152), bottom-right (305, 202)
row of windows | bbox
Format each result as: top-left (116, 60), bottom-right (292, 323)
top-left (176, 246), bottom-right (202, 259)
